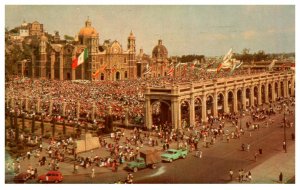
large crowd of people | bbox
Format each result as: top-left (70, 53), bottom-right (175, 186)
top-left (5, 68), bottom-right (259, 127)
top-left (4, 67), bottom-right (295, 183)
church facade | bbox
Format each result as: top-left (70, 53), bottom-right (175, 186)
top-left (25, 18), bottom-right (170, 81)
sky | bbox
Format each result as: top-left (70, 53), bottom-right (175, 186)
top-left (5, 5), bottom-right (295, 57)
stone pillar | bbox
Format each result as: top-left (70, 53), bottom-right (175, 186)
top-left (36, 98), bottom-right (41, 113)
top-left (258, 83), bottom-right (262, 105)
top-left (283, 80), bottom-right (287, 97)
top-left (271, 82), bottom-right (276, 102)
top-left (278, 82), bottom-right (281, 98)
top-left (12, 98), bottom-right (15, 109)
top-left (171, 99), bottom-right (180, 130)
top-left (224, 90), bottom-right (229, 113)
top-left (25, 98), bottom-right (29, 112)
top-left (51, 52), bottom-right (55, 80)
top-left (176, 100), bottom-right (181, 130)
top-left (213, 92), bottom-right (218, 117)
top-left (31, 53), bottom-right (36, 78)
top-left (62, 102), bottom-right (66, 117)
top-left (145, 97), bottom-right (152, 129)
top-left (77, 102), bottom-right (80, 119)
top-left (265, 83), bottom-right (269, 103)
top-left (19, 98), bottom-right (23, 110)
top-left (108, 106), bottom-right (112, 115)
top-left (49, 100), bottom-right (53, 115)
top-left (250, 86), bottom-right (254, 107)
top-left (81, 62), bottom-right (85, 80)
top-left (189, 94), bottom-right (195, 127)
top-left (59, 51), bottom-right (64, 81)
top-left (124, 108), bottom-right (129, 127)
top-left (202, 95), bottom-right (207, 123)
top-left (233, 88), bottom-right (238, 113)
top-left (72, 69), bottom-right (76, 80)
top-left (242, 87), bottom-right (247, 110)
top-left (284, 79), bottom-right (289, 98)
top-left (291, 77), bottom-right (295, 97)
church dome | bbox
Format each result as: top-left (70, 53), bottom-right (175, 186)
top-left (78, 18), bottom-right (98, 37)
top-left (152, 40), bottom-right (168, 59)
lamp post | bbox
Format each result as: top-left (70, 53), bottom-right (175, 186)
top-left (283, 104), bottom-right (287, 153)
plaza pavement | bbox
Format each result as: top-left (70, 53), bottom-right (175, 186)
top-left (235, 141), bottom-right (295, 184)
top-left (5, 104), bottom-right (295, 184)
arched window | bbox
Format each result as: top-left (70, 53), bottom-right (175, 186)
top-left (116, 72), bottom-right (120, 80)
top-left (100, 73), bottom-right (104, 80)
top-left (124, 71), bottom-right (128, 78)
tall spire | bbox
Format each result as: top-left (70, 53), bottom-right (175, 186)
top-left (85, 16), bottom-right (91, 27)
top-left (128, 30), bottom-right (135, 39)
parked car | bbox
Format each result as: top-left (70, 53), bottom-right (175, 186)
top-left (37, 171), bottom-right (63, 183)
top-left (161, 149), bottom-right (188, 162)
top-left (127, 149), bottom-right (161, 172)
top-left (13, 172), bottom-right (31, 183)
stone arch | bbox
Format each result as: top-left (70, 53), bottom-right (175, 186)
top-left (100, 73), bottom-right (105, 80)
top-left (280, 81), bottom-right (284, 98)
top-left (206, 94), bottom-right (214, 116)
top-left (115, 71), bottom-right (121, 80)
top-left (180, 100), bottom-right (190, 128)
top-left (227, 90), bottom-right (234, 113)
top-left (217, 92), bottom-right (224, 115)
top-left (194, 97), bottom-right (202, 123)
top-left (151, 100), bottom-right (171, 126)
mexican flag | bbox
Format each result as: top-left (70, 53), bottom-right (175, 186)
top-left (72, 48), bottom-right (88, 69)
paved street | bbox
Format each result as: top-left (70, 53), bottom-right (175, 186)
top-left (6, 104), bottom-right (295, 184)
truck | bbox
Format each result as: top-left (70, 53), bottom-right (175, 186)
top-left (126, 149), bottom-right (161, 172)
top-left (160, 149), bottom-right (188, 162)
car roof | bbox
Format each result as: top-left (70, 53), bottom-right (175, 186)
top-left (47, 171), bottom-right (62, 174)
top-left (166, 149), bottom-right (177, 151)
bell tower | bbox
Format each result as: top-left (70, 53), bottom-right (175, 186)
top-left (39, 33), bottom-right (47, 78)
top-left (127, 30), bottom-right (136, 79)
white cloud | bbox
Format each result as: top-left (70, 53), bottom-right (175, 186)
top-left (242, 30), bottom-right (257, 40)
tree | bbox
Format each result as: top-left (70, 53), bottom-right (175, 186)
top-left (31, 115), bottom-right (35, 134)
top-left (179, 54), bottom-right (205, 63)
top-left (253, 50), bottom-right (268, 61)
top-left (64, 35), bottom-right (74, 41)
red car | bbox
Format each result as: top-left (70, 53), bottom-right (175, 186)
top-left (38, 171), bottom-right (63, 183)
